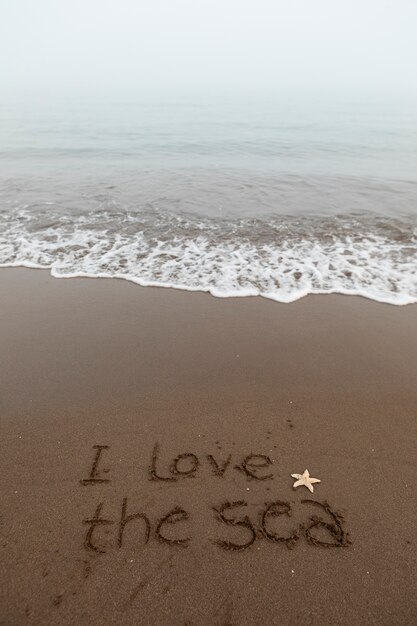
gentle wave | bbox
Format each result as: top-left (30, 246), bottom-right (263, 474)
top-left (0, 207), bottom-right (416, 305)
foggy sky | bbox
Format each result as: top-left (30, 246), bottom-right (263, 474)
top-left (1, 0), bottom-right (417, 98)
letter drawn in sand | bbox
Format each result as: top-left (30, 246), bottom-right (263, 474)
top-left (301, 500), bottom-right (351, 548)
top-left (170, 453), bottom-right (199, 478)
top-left (148, 443), bottom-right (177, 482)
top-left (206, 454), bottom-right (232, 477)
top-left (155, 507), bottom-right (190, 547)
top-left (212, 501), bottom-right (256, 551)
top-left (118, 498), bottom-right (151, 548)
top-left (260, 501), bottom-right (299, 549)
top-left (238, 454), bottom-right (273, 481)
top-left (80, 445), bottom-right (110, 485)
top-left (83, 503), bottom-right (114, 554)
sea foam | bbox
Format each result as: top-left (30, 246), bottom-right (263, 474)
top-left (0, 207), bottom-right (416, 305)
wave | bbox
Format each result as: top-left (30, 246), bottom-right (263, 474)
top-left (0, 207), bottom-right (416, 305)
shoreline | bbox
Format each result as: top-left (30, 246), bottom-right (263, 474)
top-left (1, 268), bottom-right (416, 625)
top-left (1, 262), bottom-right (416, 306)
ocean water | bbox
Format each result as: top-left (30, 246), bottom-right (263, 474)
top-left (1, 96), bottom-right (416, 304)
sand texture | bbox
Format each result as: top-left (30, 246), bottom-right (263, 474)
top-left (1, 268), bottom-right (417, 625)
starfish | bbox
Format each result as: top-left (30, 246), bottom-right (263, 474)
top-left (291, 469), bottom-right (321, 493)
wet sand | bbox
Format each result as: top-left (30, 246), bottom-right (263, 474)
top-left (1, 268), bottom-right (416, 625)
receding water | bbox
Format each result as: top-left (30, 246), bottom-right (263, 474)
top-left (1, 96), bottom-right (416, 303)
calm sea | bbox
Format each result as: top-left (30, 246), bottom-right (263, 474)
top-left (1, 96), bottom-right (416, 304)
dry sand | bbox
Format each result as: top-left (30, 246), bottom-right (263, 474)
top-left (1, 268), bottom-right (416, 625)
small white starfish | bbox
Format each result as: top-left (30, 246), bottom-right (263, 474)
top-left (291, 469), bottom-right (321, 493)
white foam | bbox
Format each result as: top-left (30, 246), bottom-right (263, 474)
top-left (0, 208), bottom-right (416, 305)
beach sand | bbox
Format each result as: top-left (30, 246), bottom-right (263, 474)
top-left (1, 268), bottom-right (416, 625)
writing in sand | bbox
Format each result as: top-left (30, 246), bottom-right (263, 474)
top-left (80, 444), bottom-right (351, 554)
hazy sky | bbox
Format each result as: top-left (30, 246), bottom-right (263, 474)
top-left (1, 0), bottom-right (417, 97)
